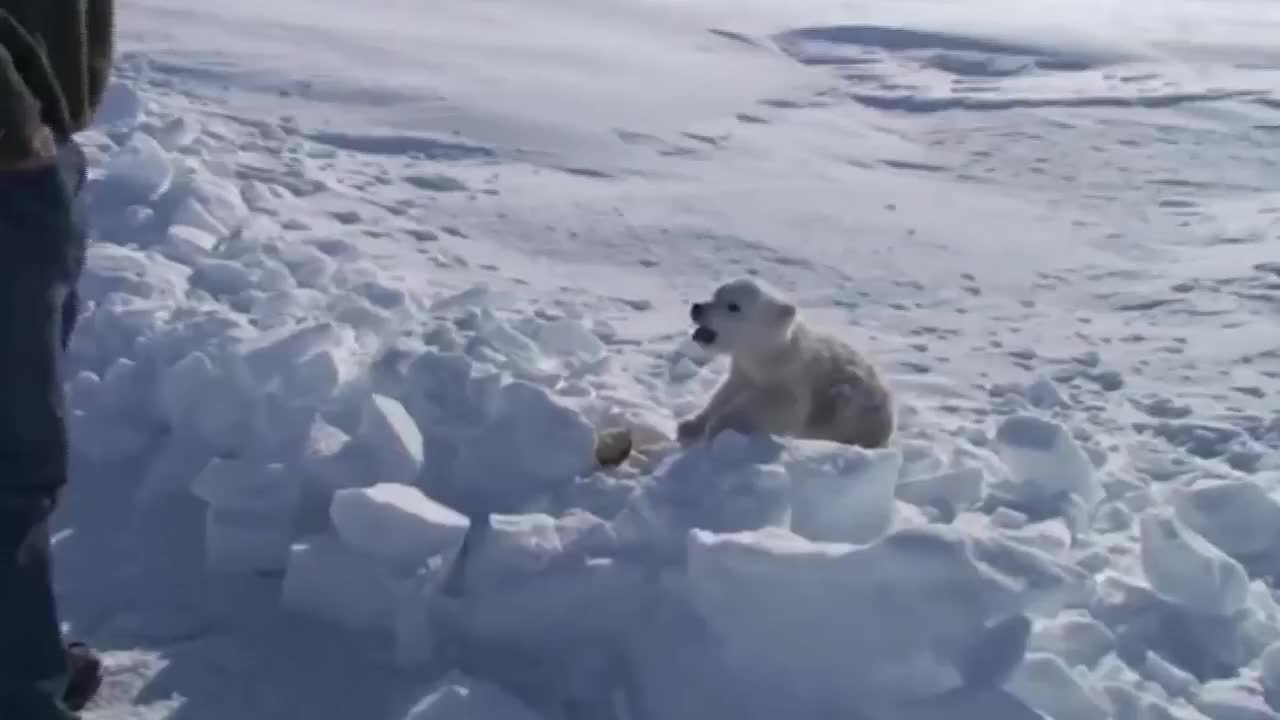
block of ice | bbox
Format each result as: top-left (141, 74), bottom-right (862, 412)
top-left (161, 224), bottom-right (218, 265)
top-left (896, 466), bottom-right (987, 516)
top-left (354, 394), bottom-right (425, 487)
top-left (1140, 649), bottom-right (1200, 700)
top-left (282, 345), bottom-right (362, 405)
top-left (1171, 479), bottom-right (1280, 558)
top-left (1194, 678), bottom-right (1280, 720)
top-left (191, 458), bottom-right (302, 513)
top-left (533, 317), bottom-right (606, 363)
top-left (1006, 653), bottom-right (1112, 720)
top-left (330, 484), bottom-right (469, 568)
top-left (280, 533), bottom-right (413, 632)
top-left (475, 314), bottom-right (560, 383)
top-left (463, 513), bottom-right (563, 590)
top-left (612, 435), bottom-right (790, 552)
top-left (168, 168), bottom-right (249, 238)
top-left (994, 414), bottom-right (1102, 511)
top-left (205, 505), bottom-right (298, 573)
top-left (234, 322), bottom-right (345, 386)
top-left (1028, 610), bottom-right (1116, 669)
top-left (449, 381), bottom-right (596, 511)
top-left (1259, 641), bottom-right (1280, 695)
top-left (100, 132), bottom-right (174, 203)
top-left (785, 441), bottom-right (901, 544)
top-left (158, 350), bottom-right (257, 454)
top-left (80, 244), bottom-right (192, 303)
top-left (136, 437), bottom-right (211, 505)
top-left (192, 258), bottom-right (256, 297)
top-left (1139, 509), bottom-right (1250, 616)
top-left (278, 243), bottom-right (337, 289)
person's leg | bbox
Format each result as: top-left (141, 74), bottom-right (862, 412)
top-left (0, 141), bottom-right (91, 719)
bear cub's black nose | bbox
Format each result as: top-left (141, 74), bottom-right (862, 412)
top-left (690, 302), bottom-right (704, 321)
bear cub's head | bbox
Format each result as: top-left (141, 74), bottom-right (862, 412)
top-left (689, 278), bottom-right (797, 356)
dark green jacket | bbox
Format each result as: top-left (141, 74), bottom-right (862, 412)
top-left (0, 0), bottom-right (114, 162)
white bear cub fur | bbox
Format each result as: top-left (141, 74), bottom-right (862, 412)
top-left (677, 278), bottom-right (894, 448)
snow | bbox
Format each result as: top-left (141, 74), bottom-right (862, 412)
top-left (45, 0), bottom-right (1280, 718)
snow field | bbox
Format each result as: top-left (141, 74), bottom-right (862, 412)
top-left (65, 23), bottom-right (1280, 719)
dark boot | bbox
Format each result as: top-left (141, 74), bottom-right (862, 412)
top-left (63, 642), bottom-right (102, 712)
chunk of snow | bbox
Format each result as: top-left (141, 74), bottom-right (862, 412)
top-left (192, 257), bottom-right (258, 297)
top-left (332, 291), bottom-right (395, 333)
top-left (282, 345), bottom-right (362, 405)
top-left (296, 415), bottom-right (357, 490)
top-left (353, 394), bottom-right (425, 487)
top-left (1027, 377), bottom-right (1069, 409)
top-left (150, 115), bottom-right (201, 151)
top-left (190, 459), bottom-right (304, 572)
top-left (534, 317), bottom-right (606, 362)
top-left (158, 351), bottom-right (257, 454)
top-left (205, 505), bottom-right (298, 573)
top-left (785, 442), bottom-right (901, 544)
top-left (1194, 678), bottom-right (1280, 720)
top-left (449, 380), bottom-right (595, 511)
top-left (100, 132), bottom-right (174, 203)
top-left (191, 458), bottom-right (302, 512)
top-left (994, 414), bottom-right (1102, 511)
top-left (161, 224), bottom-right (218, 265)
top-left (330, 484), bottom-right (469, 568)
top-left (1028, 610), bottom-right (1116, 669)
top-left (280, 533), bottom-right (411, 632)
top-left (93, 81), bottom-right (144, 132)
top-left (133, 439), bottom-right (208, 506)
top-left (1258, 641), bottom-right (1280, 694)
top-left (167, 168), bottom-right (249, 238)
top-left (234, 322), bottom-right (346, 386)
top-left (464, 513), bottom-right (563, 590)
top-left (612, 435), bottom-right (790, 551)
top-left (1141, 649), bottom-right (1200, 699)
top-left (475, 314), bottom-right (559, 383)
top-left (1139, 509), bottom-right (1250, 616)
top-left (896, 465), bottom-right (986, 517)
top-left (1171, 479), bottom-right (1280, 558)
top-left (1006, 653), bottom-right (1112, 720)
top-left (278, 243), bottom-right (337, 288)
top-left (80, 244), bottom-right (191, 303)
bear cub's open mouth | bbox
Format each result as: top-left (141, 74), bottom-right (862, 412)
top-left (692, 326), bottom-right (717, 344)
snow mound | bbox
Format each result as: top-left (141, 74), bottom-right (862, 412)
top-left (684, 523), bottom-right (1071, 704)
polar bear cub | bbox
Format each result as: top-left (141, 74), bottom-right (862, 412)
top-left (677, 278), bottom-right (894, 448)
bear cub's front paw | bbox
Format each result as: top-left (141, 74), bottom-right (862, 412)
top-left (676, 417), bottom-right (706, 445)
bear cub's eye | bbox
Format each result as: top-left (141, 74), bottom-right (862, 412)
top-left (727, 302), bottom-right (741, 313)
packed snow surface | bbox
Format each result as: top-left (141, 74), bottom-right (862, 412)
top-left (46, 0), bottom-right (1280, 718)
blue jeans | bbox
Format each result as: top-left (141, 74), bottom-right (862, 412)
top-left (0, 141), bottom-right (88, 718)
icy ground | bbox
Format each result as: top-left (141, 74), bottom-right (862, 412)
top-left (52, 0), bottom-right (1280, 718)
